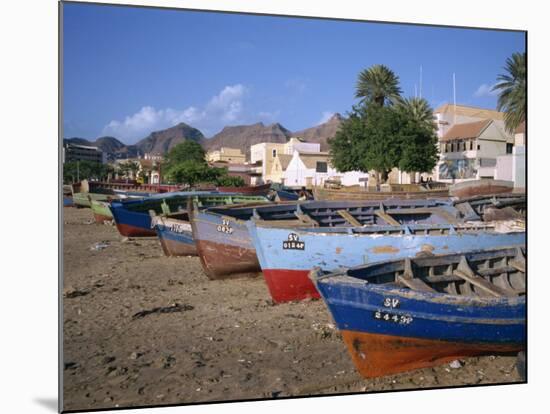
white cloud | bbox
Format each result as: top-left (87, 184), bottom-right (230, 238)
top-left (318, 111), bottom-right (335, 125)
top-left (102, 84), bottom-right (248, 142)
top-left (474, 83), bottom-right (499, 98)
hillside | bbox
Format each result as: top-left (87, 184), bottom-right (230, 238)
top-left (202, 122), bottom-right (292, 158)
top-left (292, 113), bottom-right (343, 151)
top-left (135, 122), bottom-right (204, 154)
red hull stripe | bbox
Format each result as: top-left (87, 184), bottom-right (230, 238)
top-left (115, 223), bottom-right (157, 237)
top-left (340, 329), bottom-right (522, 378)
top-left (262, 269), bottom-right (320, 303)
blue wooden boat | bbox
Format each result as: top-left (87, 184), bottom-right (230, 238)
top-left (189, 199), bottom-right (462, 280)
top-left (246, 220), bottom-right (525, 303)
top-left (152, 212), bottom-right (197, 256)
top-left (111, 192), bottom-right (268, 237)
top-left (311, 246), bottom-right (525, 377)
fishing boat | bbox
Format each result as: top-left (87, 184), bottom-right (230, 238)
top-left (246, 220), bottom-right (525, 303)
top-left (450, 179), bottom-right (515, 198)
top-left (152, 212), bottom-right (198, 256)
top-left (310, 246), bottom-right (525, 378)
top-left (152, 197), bottom-right (270, 257)
top-left (72, 191), bottom-right (118, 208)
top-left (90, 199), bottom-right (115, 223)
top-left (313, 183), bottom-right (449, 201)
top-left (216, 183), bottom-right (271, 196)
top-left (454, 193), bottom-right (526, 221)
top-left (189, 199), bottom-right (462, 280)
top-left (111, 192), bottom-right (268, 238)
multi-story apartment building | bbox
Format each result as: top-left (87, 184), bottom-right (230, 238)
top-left (206, 147), bottom-right (246, 164)
top-left (63, 143), bottom-right (105, 164)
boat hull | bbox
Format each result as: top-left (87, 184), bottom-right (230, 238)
top-left (450, 179), bottom-right (514, 198)
top-left (313, 187), bottom-right (449, 201)
top-left (315, 268), bottom-right (525, 377)
top-left (248, 223), bottom-right (526, 303)
top-left (340, 330), bottom-right (522, 378)
top-left (190, 210), bottom-right (260, 279)
top-left (155, 219), bottom-right (197, 256)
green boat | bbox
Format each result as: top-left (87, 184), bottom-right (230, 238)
top-left (72, 191), bottom-right (120, 208)
top-left (90, 199), bottom-right (115, 223)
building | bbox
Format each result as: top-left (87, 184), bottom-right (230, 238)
top-left (434, 104), bottom-right (507, 139)
top-left (281, 150), bottom-right (369, 188)
top-left (250, 137), bottom-right (321, 183)
top-left (437, 119), bottom-right (515, 181)
top-left (206, 147), bottom-right (246, 164)
top-left (210, 162), bottom-right (262, 185)
top-left (63, 143), bottom-right (105, 164)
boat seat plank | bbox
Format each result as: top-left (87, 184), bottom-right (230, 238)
top-left (375, 210), bottom-right (400, 226)
top-left (452, 270), bottom-right (508, 297)
top-left (396, 275), bottom-right (436, 292)
top-left (337, 210), bottom-right (362, 227)
top-left (509, 259), bottom-right (525, 273)
top-left (294, 212), bottom-right (319, 227)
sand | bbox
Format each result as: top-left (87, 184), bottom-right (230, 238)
top-left (62, 206), bottom-right (521, 411)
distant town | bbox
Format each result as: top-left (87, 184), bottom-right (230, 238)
top-left (63, 102), bottom-right (526, 191)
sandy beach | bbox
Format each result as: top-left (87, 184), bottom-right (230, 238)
top-left (62, 206), bottom-right (521, 411)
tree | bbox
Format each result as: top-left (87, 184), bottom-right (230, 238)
top-left (329, 103), bottom-right (438, 183)
top-left (395, 97), bottom-right (435, 126)
top-left (63, 161), bottom-right (111, 184)
top-left (492, 52), bottom-right (526, 133)
top-left (165, 160), bottom-right (223, 187)
top-left (164, 141), bottom-right (206, 170)
top-left (215, 175), bottom-right (245, 187)
top-left (355, 64), bottom-right (402, 106)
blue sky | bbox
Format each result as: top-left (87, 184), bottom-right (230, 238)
top-left (63, 2), bottom-right (525, 143)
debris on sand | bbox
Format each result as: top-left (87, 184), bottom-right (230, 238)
top-left (449, 360), bottom-right (464, 369)
top-left (131, 303), bottom-right (194, 320)
top-left (64, 287), bottom-right (91, 298)
top-left (90, 241), bottom-right (110, 251)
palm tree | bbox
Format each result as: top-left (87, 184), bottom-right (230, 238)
top-left (492, 52), bottom-right (526, 133)
top-left (395, 97), bottom-right (436, 128)
top-left (355, 64), bottom-right (402, 106)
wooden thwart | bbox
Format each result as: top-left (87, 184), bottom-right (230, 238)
top-left (454, 256), bottom-right (508, 297)
top-left (375, 210), bottom-right (400, 226)
top-left (337, 210), bottom-right (362, 227)
top-left (398, 258), bottom-right (436, 292)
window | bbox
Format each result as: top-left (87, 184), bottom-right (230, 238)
top-left (506, 143), bottom-right (514, 154)
top-left (470, 141), bottom-right (473, 150)
top-left (450, 143), bottom-right (454, 152)
top-left (316, 161), bottom-right (328, 173)
top-left (477, 144), bottom-right (481, 150)
top-left (444, 143), bottom-right (448, 153)
top-left (272, 149), bottom-right (277, 158)
top-left (463, 141), bottom-right (467, 151)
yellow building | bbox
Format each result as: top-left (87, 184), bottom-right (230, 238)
top-left (206, 147), bottom-right (246, 163)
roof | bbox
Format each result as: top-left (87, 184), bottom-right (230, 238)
top-left (434, 104), bottom-right (505, 121)
top-left (515, 121), bottom-right (526, 134)
top-left (298, 152), bottom-right (330, 169)
top-left (277, 154), bottom-right (293, 170)
top-left (441, 119), bottom-right (492, 142)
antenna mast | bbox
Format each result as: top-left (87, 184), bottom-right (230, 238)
top-left (453, 73), bottom-right (456, 124)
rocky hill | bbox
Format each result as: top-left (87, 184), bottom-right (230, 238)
top-left (292, 113), bottom-right (343, 151)
top-left (202, 122), bottom-right (292, 158)
top-left (63, 115), bottom-right (344, 161)
top-left (135, 122), bottom-right (204, 154)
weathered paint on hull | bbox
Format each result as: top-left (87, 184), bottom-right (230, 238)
top-left (158, 236), bottom-right (197, 256)
top-left (94, 213), bottom-right (112, 224)
top-left (190, 208), bottom-right (261, 279)
top-left (313, 187), bottom-right (449, 201)
top-left (195, 239), bottom-right (260, 279)
top-left (115, 222), bottom-right (157, 237)
top-left (248, 222), bottom-right (526, 303)
top-left (340, 330), bottom-right (521, 378)
top-left (262, 269), bottom-right (319, 303)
